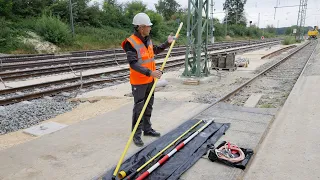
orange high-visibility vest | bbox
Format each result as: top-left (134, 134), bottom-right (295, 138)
top-left (121, 34), bottom-right (155, 85)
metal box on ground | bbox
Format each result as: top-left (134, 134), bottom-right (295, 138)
top-left (211, 53), bottom-right (237, 71)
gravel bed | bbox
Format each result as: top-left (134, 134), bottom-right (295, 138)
top-left (0, 96), bottom-right (78, 135)
top-left (1, 53), bottom-right (115, 65)
top-left (253, 45), bottom-right (302, 74)
top-left (0, 63), bottom-right (185, 135)
top-left (193, 76), bottom-right (251, 104)
top-left (0, 59), bottom-right (121, 73)
top-left (225, 41), bottom-right (317, 108)
top-left (0, 79), bottom-right (93, 99)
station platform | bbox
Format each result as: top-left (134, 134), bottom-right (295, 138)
top-left (0, 101), bottom-right (276, 180)
top-left (244, 43), bottom-right (320, 179)
top-left (1, 42), bottom-right (312, 180)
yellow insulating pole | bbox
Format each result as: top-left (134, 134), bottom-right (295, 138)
top-left (118, 119), bottom-right (204, 179)
top-left (137, 119), bottom-right (201, 171)
top-left (112, 22), bottom-right (184, 179)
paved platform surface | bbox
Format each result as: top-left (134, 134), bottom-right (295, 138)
top-left (0, 100), bottom-right (277, 180)
top-left (181, 103), bottom-right (277, 180)
top-left (244, 42), bottom-right (320, 179)
top-left (0, 100), bottom-right (209, 180)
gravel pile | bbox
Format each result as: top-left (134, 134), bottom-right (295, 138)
top-left (0, 96), bottom-right (78, 135)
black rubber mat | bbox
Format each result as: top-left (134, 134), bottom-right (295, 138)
top-left (100, 119), bottom-right (230, 180)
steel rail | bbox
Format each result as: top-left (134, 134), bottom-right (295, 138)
top-left (0, 40), bottom-right (282, 105)
top-left (0, 60), bottom-right (185, 105)
top-left (0, 41), bottom-right (281, 80)
top-left (0, 38), bottom-right (280, 63)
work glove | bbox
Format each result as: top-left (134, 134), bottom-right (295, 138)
top-left (168, 33), bottom-right (178, 43)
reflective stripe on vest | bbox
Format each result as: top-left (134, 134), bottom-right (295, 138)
top-left (122, 34), bottom-right (156, 85)
top-left (127, 37), bottom-right (155, 65)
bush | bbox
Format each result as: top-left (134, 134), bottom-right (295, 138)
top-left (229, 24), bottom-right (246, 37)
top-left (13, 18), bottom-right (34, 30)
top-left (35, 15), bottom-right (73, 45)
top-left (282, 36), bottom-right (296, 45)
top-left (0, 19), bottom-right (20, 53)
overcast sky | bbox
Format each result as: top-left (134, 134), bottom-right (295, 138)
top-left (91, 0), bottom-right (320, 28)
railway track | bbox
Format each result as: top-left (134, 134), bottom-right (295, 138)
top-left (0, 39), bottom-right (279, 71)
top-left (213, 40), bottom-right (318, 106)
top-left (0, 38), bottom-right (278, 63)
top-left (0, 39), bottom-right (282, 106)
top-left (0, 59), bottom-right (184, 106)
top-left (0, 40), bottom-right (281, 81)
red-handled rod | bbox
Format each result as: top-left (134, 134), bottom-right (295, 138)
top-left (136, 120), bottom-right (213, 180)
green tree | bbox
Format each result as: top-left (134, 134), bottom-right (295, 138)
top-left (155, 0), bottom-right (181, 20)
top-left (85, 3), bottom-right (103, 27)
top-left (285, 27), bottom-right (292, 35)
top-left (12, 0), bottom-right (54, 18)
top-left (70, 0), bottom-right (90, 25)
top-left (266, 25), bottom-right (276, 34)
top-left (0, 0), bottom-right (13, 18)
top-left (223, 0), bottom-right (247, 26)
top-left (50, 0), bottom-right (69, 21)
top-left (145, 10), bottom-right (163, 37)
top-left (102, 0), bottom-right (128, 28)
top-left (124, 0), bottom-right (147, 20)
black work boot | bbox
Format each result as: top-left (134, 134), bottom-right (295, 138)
top-left (144, 129), bottom-right (161, 137)
top-left (133, 136), bottom-right (144, 147)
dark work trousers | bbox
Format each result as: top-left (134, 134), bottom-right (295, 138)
top-left (131, 80), bottom-right (154, 138)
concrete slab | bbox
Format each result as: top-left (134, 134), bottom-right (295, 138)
top-left (23, 122), bottom-right (68, 136)
top-left (0, 100), bottom-right (210, 180)
top-left (244, 77), bottom-right (320, 179)
top-left (244, 93), bottom-right (263, 107)
top-left (199, 106), bottom-right (275, 123)
top-left (181, 102), bottom-right (277, 180)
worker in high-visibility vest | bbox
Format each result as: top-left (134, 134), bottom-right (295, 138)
top-left (121, 13), bottom-right (175, 147)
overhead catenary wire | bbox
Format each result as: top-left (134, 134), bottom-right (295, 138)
top-left (112, 22), bottom-right (184, 180)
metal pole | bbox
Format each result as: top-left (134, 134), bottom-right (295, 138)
top-left (136, 120), bottom-right (214, 180)
top-left (225, 9), bottom-right (228, 37)
top-left (183, 0), bottom-right (209, 77)
top-left (258, 13), bottom-right (260, 28)
top-left (195, 0), bottom-right (203, 77)
top-left (236, 11), bottom-right (238, 24)
top-left (210, 0), bottom-right (214, 44)
top-left (69, 0), bottom-right (75, 37)
top-left (296, 0), bottom-right (303, 40)
top-left (183, 0), bottom-right (192, 76)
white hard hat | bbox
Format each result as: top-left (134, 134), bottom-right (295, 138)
top-left (132, 13), bottom-right (153, 26)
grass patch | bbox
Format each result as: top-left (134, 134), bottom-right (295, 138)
top-left (10, 43), bottom-right (37, 54)
top-left (60, 26), bottom-right (131, 51)
top-left (259, 104), bottom-right (275, 108)
top-left (282, 36), bottom-right (297, 45)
